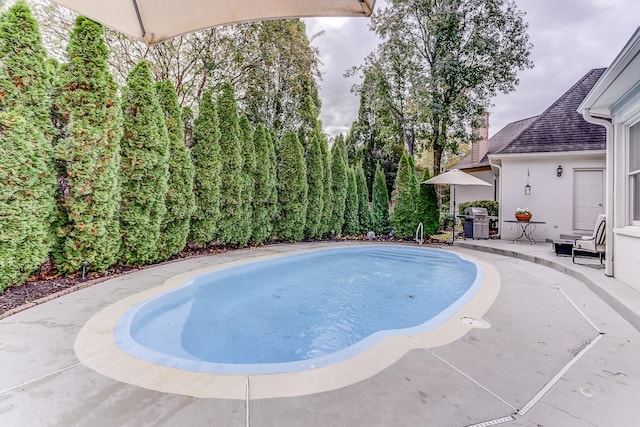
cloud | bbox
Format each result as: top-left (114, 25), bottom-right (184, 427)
top-left (490, 0), bottom-right (639, 135)
top-left (305, 12), bottom-right (381, 137)
top-left (308, 0), bottom-right (640, 138)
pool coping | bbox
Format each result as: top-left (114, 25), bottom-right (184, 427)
top-left (74, 244), bottom-right (501, 400)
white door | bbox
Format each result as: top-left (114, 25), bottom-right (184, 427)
top-left (574, 170), bottom-right (604, 231)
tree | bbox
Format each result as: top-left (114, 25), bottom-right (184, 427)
top-left (416, 169), bottom-right (441, 236)
top-left (265, 130), bottom-right (279, 238)
top-left (239, 20), bottom-right (321, 138)
top-left (319, 133), bottom-right (333, 235)
top-left (391, 152), bottom-right (419, 238)
top-left (330, 134), bottom-right (348, 234)
top-left (0, 1), bottom-right (57, 286)
top-left (275, 131), bottom-right (308, 241)
top-left (355, 163), bottom-right (371, 232)
top-left (371, 163), bottom-right (390, 234)
top-left (304, 134), bottom-right (325, 239)
top-left (343, 167), bottom-right (359, 236)
top-left (238, 114), bottom-right (255, 246)
top-left (155, 80), bottom-right (195, 260)
top-left (181, 106), bottom-right (194, 147)
top-left (251, 124), bottom-right (277, 244)
top-left (119, 60), bottom-right (169, 265)
top-left (0, 112), bottom-right (56, 290)
top-left (0, 1), bottom-right (55, 142)
top-left (371, 0), bottom-right (533, 174)
top-left (189, 91), bottom-right (221, 245)
top-left (29, 6), bottom-right (326, 141)
top-left (346, 65), bottom-right (405, 197)
top-left (53, 16), bottom-right (123, 273)
top-left (216, 82), bottom-right (247, 246)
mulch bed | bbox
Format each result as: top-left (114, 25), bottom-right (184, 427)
top-left (0, 236), bottom-right (449, 318)
top-left (0, 245), bottom-right (225, 317)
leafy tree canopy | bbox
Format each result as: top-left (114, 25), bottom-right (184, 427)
top-left (364, 0), bottom-right (532, 175)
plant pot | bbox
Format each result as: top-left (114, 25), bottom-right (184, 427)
top-left (515, 213), bottom-right (532, 222)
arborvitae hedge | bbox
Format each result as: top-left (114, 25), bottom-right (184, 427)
top-left (355, 163), bottom-right (371, 232)
top-left (304, 134), bottom-right (324, 239)
top-left (0, 1), bottom-right (55, 142)
top-left (238, 114), bottom-right (255, 246)
top-left (251, 124), bottom-right (277, 244)
top-left (266, 130), bottom-right (279, 238)
top-left (319, 134), bottom-right (333, 236)
top-left (216, 82), bottom-right (247, 246)
top-left (391, 152), bottom-right (419, 238)
top-left (0, 2), bottom-right (56, 281)
top-left (276, 131), bottom-right (308, 241)
top-left (371, 163), bottom-right (390, 234)
top-left (181, 106), bottom-right (194, 147)
top-left (53, 16), bottom-right (123, 274)
top-left (416, 169), bottom-right (441, 235)
top-left (330, 134), bottom-right (348, 234)
top-left (189, 90), bottom-right (221, 245)
top-left (155, 80), bottom-right (195, 260)
top-left (343, 167), bottom-right (359, 236)
top-left (119, 61), bottom-right (169, 265)
top-left (0, 112), bottom-right (57, 290)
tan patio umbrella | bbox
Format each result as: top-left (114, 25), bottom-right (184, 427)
top-left (423, 169), bottom-right (492, 244)
top-left (50, 0), bottom-right (376, 45)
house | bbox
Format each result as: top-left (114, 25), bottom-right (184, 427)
top-left (455, 115), bottom-right (538, 205)
top-left (578, 28), bottom-right (640, 290)
top-left (488, 68), bottom-right (607, 241)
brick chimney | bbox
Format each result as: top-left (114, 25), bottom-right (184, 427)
top-left (471, 112), bottom-right (489, 164)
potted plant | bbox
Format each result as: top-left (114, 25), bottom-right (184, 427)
top-left (515, 207), bottom-right (532, 221)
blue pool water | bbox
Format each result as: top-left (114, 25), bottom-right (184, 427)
top-left (114, 246), bottom-right (482, 374)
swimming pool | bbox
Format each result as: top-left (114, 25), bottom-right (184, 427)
top-left (114, 245), bottom-right (483, 374)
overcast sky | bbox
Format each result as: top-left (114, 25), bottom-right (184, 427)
top-left (306, 0), bottom-right (640, 138)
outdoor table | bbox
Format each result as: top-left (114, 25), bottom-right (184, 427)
top-left (504, 220), bottom-right (546, 244)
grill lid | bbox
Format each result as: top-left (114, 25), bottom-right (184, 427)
top-left (463, 207), bottom-right (488, 216)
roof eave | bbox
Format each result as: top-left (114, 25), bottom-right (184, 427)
top-left (489, 150), bottom-right (606, 161)
top-left (579, 27), bottom-right (640, 116)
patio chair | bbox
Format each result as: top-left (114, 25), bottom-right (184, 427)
top-left (572, 214), bottom-right (606, 264)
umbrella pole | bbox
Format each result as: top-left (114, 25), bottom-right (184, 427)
top-left (451, 185), bottom-right (456, 245)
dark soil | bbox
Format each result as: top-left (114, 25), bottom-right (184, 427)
top-left (0, 245), bottom-right (226, 316)
top-left (0, 236), bottom-right (448, 317)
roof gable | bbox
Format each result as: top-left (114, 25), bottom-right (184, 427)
top-left (456, 116), bottom-right (537, 169)
top-left (497, 68), bottom-right (607, 154)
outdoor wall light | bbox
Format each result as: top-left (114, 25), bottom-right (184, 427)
top-left (525, 168), bottom-right (531, 195)
top-left (557, 165), bottom-right (563, 177)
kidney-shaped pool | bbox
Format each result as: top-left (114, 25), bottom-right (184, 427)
top-left (114, 245), bottom-right (483, 374)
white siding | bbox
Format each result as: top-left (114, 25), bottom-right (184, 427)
top-left (614, 232), bottom-right (640, 291)
top-left (454, 170), bottom-right (495, 209)
top-left (498, 155), bottom-right (605, 241)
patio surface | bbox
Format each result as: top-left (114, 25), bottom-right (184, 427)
top-left (1, 240), bottom-right (639, 426)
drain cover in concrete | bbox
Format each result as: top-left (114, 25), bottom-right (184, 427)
top-left (460, 317), bottom-right (491, 329)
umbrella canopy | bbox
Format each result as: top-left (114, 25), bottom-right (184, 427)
top-left (51, 0), bottom-right (376, 45)
top-left (423, 169), bottom-right (492, 187)
top-left (423, 169), bottom-right (491, 244)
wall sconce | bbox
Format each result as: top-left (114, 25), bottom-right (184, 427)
top-left (524, 168), bottom-right (531, 195)
top-left (557, 165), bottom-right (563, 177)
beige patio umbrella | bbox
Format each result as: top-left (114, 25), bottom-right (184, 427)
top-left (50, 0), bottom-right (376, 45)
top-left (423, 169), bottom-right (492, 244)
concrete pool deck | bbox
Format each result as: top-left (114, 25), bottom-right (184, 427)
top-left (1, 241), bottom-right (640, 426)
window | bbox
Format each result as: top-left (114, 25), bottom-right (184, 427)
top-left (630, 122), bottom-right (640, 223)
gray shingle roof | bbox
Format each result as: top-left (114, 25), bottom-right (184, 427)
top-left (456, 116), bottom-right (538, 170)
top-left (496, 68), bottom-right (607, 154)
